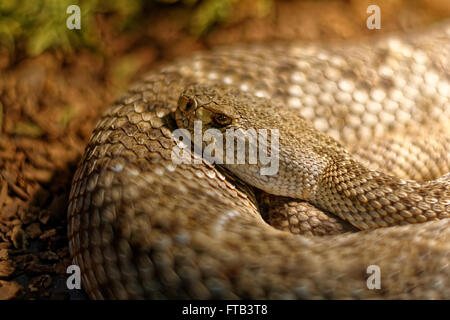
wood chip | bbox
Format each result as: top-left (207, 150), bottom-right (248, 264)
top-left (39, 228), bottom-right (56, 240)
top-left (11, 225), bottom-right (27, 249)
top-left (25, 223), bottom-right (42, 239)
top-left (19, 206), bottom-right (39, 224)
top-left (1, 202), bottom-right (18, 220)
top-left (0, 249), bottom-right (8, 260)
top-left (0, 178), bottom-right (7, 209)
top-left (0, 260), bottom-right (15, 278)
top-left (22, 166), bottom-right (53, 184)
top-left (28, 275), bottom-right (52, 292)
top-left (0, 280), bottom-right (22, 299)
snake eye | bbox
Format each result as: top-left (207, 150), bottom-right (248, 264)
top-left (212, 113), bottom-right (232, 127)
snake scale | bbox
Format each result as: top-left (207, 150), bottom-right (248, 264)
top-left (68, 21), bottom-right (450, 299)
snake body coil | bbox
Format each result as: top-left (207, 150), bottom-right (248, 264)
top-left (68, 22), bottom-right (450, 299)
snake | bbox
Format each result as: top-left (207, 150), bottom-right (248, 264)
top-left (68, 20), bottom-right (450, 299)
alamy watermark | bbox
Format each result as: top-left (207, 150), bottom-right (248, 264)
top-left (171, 121), bottom-right (280, 176)
top-left (66, 263), bottom-right (382, 291)
top-left (366, 265), bottom-right (381, 290)
top-left (66, 5), bottom-right (81, 30)
top-left (66, 264), bottom-right (81, 290)
top-left (366, 5), bottom-right (381, 30)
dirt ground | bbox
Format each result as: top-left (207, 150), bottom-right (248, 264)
top-left (0, 0), bottom-right (449, 299)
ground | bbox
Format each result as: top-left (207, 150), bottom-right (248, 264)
top-left (0, 0), bottom-right (449, 299)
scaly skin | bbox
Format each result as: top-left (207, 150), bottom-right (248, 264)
top-left (68, 21), bottom-right (450, 299)
top-left (176, 84), bottom-right (450, 230)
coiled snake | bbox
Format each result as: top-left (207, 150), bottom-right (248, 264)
top-left (68, 21), bottom-right (450, 299)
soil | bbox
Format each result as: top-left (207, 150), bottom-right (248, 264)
top-left (0, 0), bottom-right (449, 299)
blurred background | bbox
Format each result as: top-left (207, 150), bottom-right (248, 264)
top-left (0, 0), bottom-right (449, 299)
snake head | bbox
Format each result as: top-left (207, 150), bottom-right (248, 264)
top-left (173, 83), bottom-right (344, 201)
top-left (175, 84), bottom-right (241, 135)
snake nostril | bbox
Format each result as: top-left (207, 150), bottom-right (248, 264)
top-left (179, 95), bottom-right (196, 112)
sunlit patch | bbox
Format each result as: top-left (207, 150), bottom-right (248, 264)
top-left (112, 163), bottom-right (124, 173)
top-left (214, 210), bottom-right (240, 233)
top-left (291, 72), bottom-right (306, 84)
top-left (338, 79), bottom-right (355, 93)
top-left (288, 97), bottom-right (301, 108)
top-left (223, 76), bottom-right (233, 84)
top-left (208, 72), bottom-right (218, 80)
top-left (288, 85), bottom-right (303, 97)
top-left (255, 90), bottom-right (268, 98)
top-left (240, 83), bottom-right (249, 91)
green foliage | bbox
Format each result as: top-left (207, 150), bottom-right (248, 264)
top-left (0, 0), bottom-right (142, 56)
top-left (59, 105), bottom-right (77, 128)
top-left (0, 0), bottom-right (273, 57)
top-left (190, 0), bottom-right (237, 35)
top-left (156, 0), bottom-right (273, 35)
top-left (13, 121), bottom-right (44, 138)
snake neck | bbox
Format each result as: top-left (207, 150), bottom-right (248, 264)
top-left (310, 156), bottom-right (450, 230)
